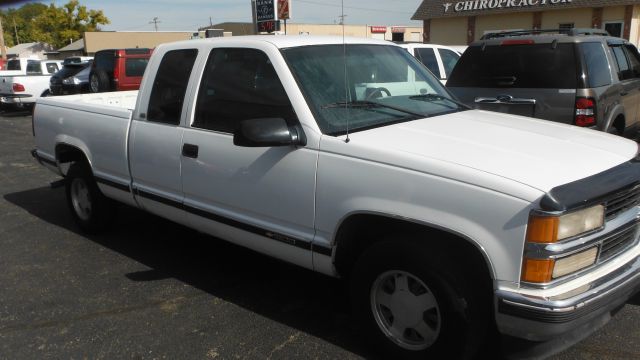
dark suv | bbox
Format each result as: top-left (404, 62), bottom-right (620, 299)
top-left (89, 48), bottom-right (152, 93)
top-left (447, 29), bottom-right (640, 138)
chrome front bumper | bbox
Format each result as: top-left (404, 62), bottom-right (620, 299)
top-left (495, 203), bottom-right (640, 346)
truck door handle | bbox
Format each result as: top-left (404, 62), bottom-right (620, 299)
top-left (182, 144), bottom-right (199, 158)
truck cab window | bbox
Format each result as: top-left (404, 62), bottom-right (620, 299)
top-left (26, 61), bottom-right (42, 75)
top-left (147, 49), bottom-right (198, 125)
top-left (193, 48), bottom-right (296, 133)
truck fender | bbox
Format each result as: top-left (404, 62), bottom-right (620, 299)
top-left (330, 210), bottom-right (498, 281)
top-left (54, 137), bottom-right (93, 176)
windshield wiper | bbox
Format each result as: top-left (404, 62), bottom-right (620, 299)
top-left (323, 100), bottom-right (425, 118)
top-left (409, 94), bottom-right (470, 109)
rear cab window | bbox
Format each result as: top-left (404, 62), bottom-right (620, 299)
top-left (146, 49), bottom-right (199, 125)
top-left (414, 47), bottom-right (440, 78)
top-left (26, 60), bottom-right (42, 75)
top-left (7, 59), bottom-right (20, 71)
top-left (438, 48), bottom-right (460, 78)
top-left (447, 43), bottom-right (578, 89)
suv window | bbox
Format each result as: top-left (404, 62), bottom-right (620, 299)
top-left (623, 45), bottom-right (640, 78)
top-left (580, 42), bottom-right (611, 87)
top-left (125, 58), bottom-right (149, 77)
top-left (147, 49), bottom-right (198, 125)
top-left (95, 51), bottom-right (115, 73)
top-left (193, 48), bottom-right (295, 133)
top-left (447, 43), bottom-right (578, 88)
top-left (414, 47), bottom-right (439, 77)
top-left (611, 46), bottom-right (631, 80)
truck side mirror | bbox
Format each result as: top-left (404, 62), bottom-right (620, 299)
top-left (233, 117), bottom-right (306, 147)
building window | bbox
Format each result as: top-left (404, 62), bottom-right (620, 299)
top-left (604, 21), bottom-right (623, 38)
top-left (559, 23), bottom-right (574, 34)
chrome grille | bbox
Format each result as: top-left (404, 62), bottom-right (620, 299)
top-left (605, 184), bottom-right (640, 220)
top-left (599, 223), bottom-right (639, 262)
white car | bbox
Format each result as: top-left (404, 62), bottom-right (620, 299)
top-left (398, 43), bottom-right (462, 84)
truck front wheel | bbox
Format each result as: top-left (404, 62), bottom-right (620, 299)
top-left (350, 240), bottom-right (489, 359)
top-left (65, 163), bottom-right (114, 233)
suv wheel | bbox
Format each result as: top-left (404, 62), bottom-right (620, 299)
top-left (89, 70), bottom-right (110, 93)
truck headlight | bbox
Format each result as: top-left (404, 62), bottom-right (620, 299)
top-left (526, 205), bottom-right (605, 243)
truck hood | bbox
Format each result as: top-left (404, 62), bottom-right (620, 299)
top-left (344, 110), bottom-right (638, 193)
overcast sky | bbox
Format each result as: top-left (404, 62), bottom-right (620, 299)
top-left (4, 1), bottom-right (423, 31)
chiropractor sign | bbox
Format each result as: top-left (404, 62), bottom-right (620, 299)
top-left (443, 0), bottom-right (572, 13)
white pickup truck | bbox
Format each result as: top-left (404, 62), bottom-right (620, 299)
top-left (0, 58), bottom-right (62, 108)
top-left (32, 36), bottom-right (640, 359)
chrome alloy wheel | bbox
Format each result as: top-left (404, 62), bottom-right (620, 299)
top-left (90, 75), bottom-right (99, 92)
top-left (70, 178), bottom-right (92, 221)
top-left (370, 270), bottom-right (441, 351)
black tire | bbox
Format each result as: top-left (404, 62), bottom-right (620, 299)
top-left (350, 239), bottom-right (489, 360)
top-left (89, 70), bottom-right (110, 93)
top-left (65, 162), bottom-right (115, 233)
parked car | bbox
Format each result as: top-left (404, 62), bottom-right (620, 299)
top-left (0, 59), bottom-right (62, 109)
top-left (89, 48), bottom-right (152, 93)
top-left (0, 57), bottom-right (55, 78)
top-left (447, 28), bottom-right (640, 138)
top-left (397, 42), bottom-right (462, 84)
top-left (32, 36), bottom-right (640, 359)
top-left (50, 60), bottom-right (93, 95)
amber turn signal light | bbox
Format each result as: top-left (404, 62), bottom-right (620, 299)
top-left (526, 215), bottom-right (559, 243)
top-left (521, 258), bottom-right (555, 283)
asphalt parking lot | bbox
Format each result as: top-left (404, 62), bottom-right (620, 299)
top-left (1, 110), bottom-right (640, 359)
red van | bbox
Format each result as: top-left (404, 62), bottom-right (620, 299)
top-left (89, 48), bottom-right (153, 92)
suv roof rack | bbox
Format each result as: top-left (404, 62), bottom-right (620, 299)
top-left (481, 28), bottom-right (610, 40)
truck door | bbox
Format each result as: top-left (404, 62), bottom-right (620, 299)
top-left (180, 47), bottom-right (316, 269)
top-left (129, 48), bottom-right (199, 225)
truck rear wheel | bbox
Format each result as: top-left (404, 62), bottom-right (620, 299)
top-left (350, 239), bottom-right (489, 359)
top-left (65, 162), bottom-right (114, 233)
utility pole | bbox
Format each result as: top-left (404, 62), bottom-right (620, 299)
top-left (13, 18), bottom-right (19, 45)
top-left (149, 17), bottom-right (161, 31)
top-left (0, 17), bottom-right (7, 62)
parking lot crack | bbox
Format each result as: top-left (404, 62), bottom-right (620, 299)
top-left (266, 331), bottom-right (301, 359)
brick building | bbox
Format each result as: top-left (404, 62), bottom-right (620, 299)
top-left (412, 0), bottom-right (640, 45)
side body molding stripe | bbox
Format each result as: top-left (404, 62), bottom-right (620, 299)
top-left (117, 187), bottom-right (333, 255)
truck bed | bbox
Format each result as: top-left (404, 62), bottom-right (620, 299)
top-left (37, 90), bottom-right (138, 114)
top-left (33, 91), bottom-right (139, 206)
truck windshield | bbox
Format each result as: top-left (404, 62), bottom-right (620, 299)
top-left (282, 44), bottom-right (464, 136)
